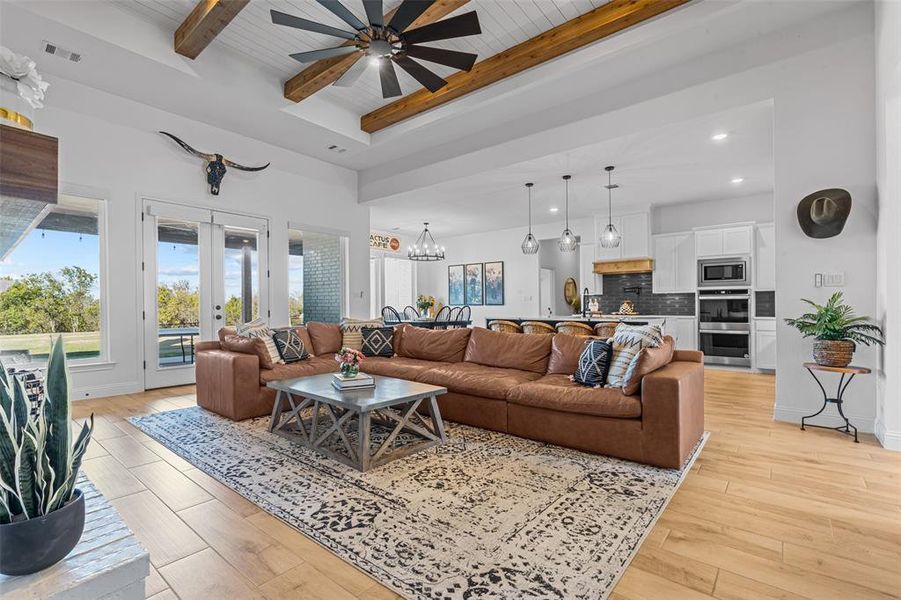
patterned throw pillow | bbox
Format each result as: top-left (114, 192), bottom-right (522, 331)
top-left (272, 329), bottom-right (309, 363)
top-left (236, 317), bottom-right (283, 366)
top-left (573, 339), bottom-right (613, 387)
top-left (361, 326), bottom-right (394, 357)
top-left (605, 323), bottom-right (664, 388)
top-left (340, 318), bottom-right (384, 350)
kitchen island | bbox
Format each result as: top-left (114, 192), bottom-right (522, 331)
top-left (485, 315), bottom-right (667, 329)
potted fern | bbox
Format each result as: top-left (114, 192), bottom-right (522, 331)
top-left (0, 337), bottom-right (94, 576)
top-left (785, 292), bottom-right (884, 367)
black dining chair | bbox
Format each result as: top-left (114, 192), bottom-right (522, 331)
top-left (447, 306), bottom-right (462, 327)
top-left (434, 306), bottom-right (451, 329)
top-left (382, 306), bottom-right (402, 324)
top-left (403, 306), bottom-right (419, 320)
top-left (459, 305), bottom-right (471, 325)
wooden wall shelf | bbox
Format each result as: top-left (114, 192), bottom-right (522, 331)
top-left (593, 257), bottom-right (654, 275)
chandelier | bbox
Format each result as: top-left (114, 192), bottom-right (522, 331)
top-left (558, 175), bottom-right (577, 252)
top-left (521, 182), bottom-right (539, 255)
top-left (408, 222), bottom-right (445, 261)
top-left (600, 165), bottom-right (622, 248)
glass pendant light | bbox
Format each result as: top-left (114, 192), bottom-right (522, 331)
top-left (521, 182), bottom-right (540, 255)
top-left (408, 222), bottom-right (445, 261)
top-left (600, 165), bottom-right (622, 248)
top-left (558, 175), bottom-right (577, 252)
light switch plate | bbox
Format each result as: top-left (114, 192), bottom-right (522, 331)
top-left (823, 272), bottom-right (846, 287)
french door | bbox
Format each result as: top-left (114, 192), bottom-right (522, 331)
top-left (142, 199), bottom-right (269, 389)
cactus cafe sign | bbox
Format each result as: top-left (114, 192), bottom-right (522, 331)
top-left (370, 232), bottom-right (402, 253)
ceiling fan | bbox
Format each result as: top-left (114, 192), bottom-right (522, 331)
top-left (271, 0), bottom-right (481, 99)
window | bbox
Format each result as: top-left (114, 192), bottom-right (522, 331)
top-left (0, 194), bottom-right (106, 364)
top-left (287, 227), bottom-right (347, 325)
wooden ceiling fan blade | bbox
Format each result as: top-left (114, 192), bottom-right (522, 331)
top-left (402, 11), bottom-right (480, 45)
top-left (316, 0), bottom-right (368, 31)
top-left (388, 0), bottom-right (437, 34)
top-left (379, 58), bottom-right (402, 98)
top-left (362, 0), bottom-right (384, 27)
top-left (271, 10), bottom-right (357, 40)
top-left (289, 46), bottom-right (360, 63)
top-left (333, 54), bottom-right (368, 87)
top-left (405, 45), bottom-right (476, 71)
top-left (394, 55), bottom-right (447, 93)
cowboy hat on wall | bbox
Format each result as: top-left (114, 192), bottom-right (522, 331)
top-left (797, 188), bottom-right (852, 239)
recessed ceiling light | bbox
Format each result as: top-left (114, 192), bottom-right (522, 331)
top-left (549, 207), bottom-right (559, 213)
top-left (731, 177), bottom-right (744, 184)
top-left (711, 132), bottom-right (728, 141)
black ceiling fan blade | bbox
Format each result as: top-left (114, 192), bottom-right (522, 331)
top-left (387, 0), bottom-right (436, 34)
top-left (333, 54), bottom-right (368, 87)
top-left (316, 0), bottom-right (368, 31)
top-left (378, 58), bottom-right (402, 98)
top-left (289, 46), bottom-right (360, 63)
top-left (362, 0), bottom-right (384, 27)
top-left (271, 10), bottom-right (357, 40)
top-left (402, 11), bottom-right (480, 45)
top-left (394, 55), bottom-right (447, 93)
top-left (405, 45), bottom-right (477, 71)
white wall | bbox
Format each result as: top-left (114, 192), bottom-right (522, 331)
top-left (416, 218), bottom-right (592, 327)
top-left (875, 0), bottom-right (901, 450)
top-left (538, 239), bottom-right (581, 315)
top-left (28, 76), bottom-right (369, 400)
top-left (652, 194), bottom-right (774, 234)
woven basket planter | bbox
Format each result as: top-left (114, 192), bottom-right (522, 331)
top-left (812, 340), bottom-right (855, 367)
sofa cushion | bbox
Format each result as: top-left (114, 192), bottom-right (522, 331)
top-left (417, 362), bottom-right (542, 400)
top-left (221, 335), bottom-right (273, 369)
top-left (340, 318), bottom-right (384, 350)
top-left (622, 335), bottom-right (675, 395)
top-left (508, 374), bottom-right (642, 419)
top-left (573, 339), bottom-right (613, 387)
top-left (259, 356), bottom-right (338, 385)
top-left (218, 327), bottom-right (236, 343)
top-left (272, 329), bottom-right (309, 363)
top-left (606, 323), bottom-right (664, 387)
top-left (360, 356), bottom-right (450, 380)
top-left (360, 327), bottom-right (394, 358)
top-left (307, 322), bottom-right (343, 355)
top-left (547, 334), bottom-right (591, 374)
top-left (235, 318), bottom-right (283, 366)
top-left (397, 326), bottom-right (471, 363)
top-left (463, 327), bottom-right (552, 374)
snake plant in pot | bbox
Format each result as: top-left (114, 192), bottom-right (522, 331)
top-left (784, 292), bottom-right (884, 367)
top-left (0, 337), bottom-right (94, 576)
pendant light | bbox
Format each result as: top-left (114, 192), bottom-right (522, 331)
top-left (558, 175), bottom-right (577, 253)
top-left (521, 182), bottom-right (540, 255)
top-left (600, 165), bottom-right (622, 248)
top-left (408, 222), bottom-right (445, 261)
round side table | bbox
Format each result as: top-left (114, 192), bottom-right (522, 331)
top-left (801, 362), bottom-right (871, 443)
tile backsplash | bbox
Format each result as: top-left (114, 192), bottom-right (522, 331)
top-left (586, 273), bottom-right (696, 316)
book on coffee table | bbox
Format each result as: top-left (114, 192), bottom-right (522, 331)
top-left (332, 373), bottom-right (375, 390)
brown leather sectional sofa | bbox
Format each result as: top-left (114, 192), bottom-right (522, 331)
top-left (195, 323), bottom-right (704, 468)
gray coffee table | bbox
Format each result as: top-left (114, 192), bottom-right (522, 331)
top-left (267, 374), bottom-right (447, 471)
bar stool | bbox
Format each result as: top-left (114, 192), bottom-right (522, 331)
top-left (555, 322), bottom-right (594, 336)
top-left (593, 322), bottom-right (618, 339)
top-left (521, 321), bottom-right (556, 335)
top-left (489, 320), bottom-right (523, 334)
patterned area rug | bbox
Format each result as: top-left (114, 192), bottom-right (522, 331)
top-left (131, 407), bottom-right (706, 599)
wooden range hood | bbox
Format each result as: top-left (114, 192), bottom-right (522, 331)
top-left (593, 257), bottom-right (654, 275)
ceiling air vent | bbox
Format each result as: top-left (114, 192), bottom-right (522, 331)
top-left (327, 144), bottom-right (347, 154)
top-left (42, 40), bottom-right (81, 63)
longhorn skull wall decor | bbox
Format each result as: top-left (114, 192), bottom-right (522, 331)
top-left (159, 131), bottom-right (270, 195)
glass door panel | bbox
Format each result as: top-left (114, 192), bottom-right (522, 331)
top-left (155, 218), bottom-right (201, 368)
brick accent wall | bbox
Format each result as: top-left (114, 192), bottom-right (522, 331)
top-left (302, 232), bottom-right (342, 324)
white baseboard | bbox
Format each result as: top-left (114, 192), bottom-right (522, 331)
top-left (874, 418), bottom-right (901, 451)
top-left (71, 381), bottom-right (143, 401)
top-left (773, 405), bottom-right (875, 434)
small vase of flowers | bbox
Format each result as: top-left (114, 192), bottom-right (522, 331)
top-left (336, 347), bottom-right (364, 378)
top-left (416, 294), bottom-right (435, 318)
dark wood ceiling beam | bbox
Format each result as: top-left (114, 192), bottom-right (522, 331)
top-left (175, 0), bottom-right (249, 59)
top-left (361, 0), bottom-right (692, 133)
top-left (284, 0), bottom-right (470, 104)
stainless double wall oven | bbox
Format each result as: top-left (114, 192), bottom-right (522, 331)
top-left (698, 288), bottom-right (751, 366)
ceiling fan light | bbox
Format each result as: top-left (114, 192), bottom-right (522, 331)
top-left (521, 233), bottom-right (540, 255)
top-left (600, 223), bottom-right (622, 248)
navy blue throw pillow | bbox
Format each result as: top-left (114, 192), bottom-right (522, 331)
top-left (573, 339), bottom-right (613, 387)
top-left (361, 326), bottom-right (394, 358)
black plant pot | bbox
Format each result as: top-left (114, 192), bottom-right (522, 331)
top-left (0, 488), bottom-right (85, 576)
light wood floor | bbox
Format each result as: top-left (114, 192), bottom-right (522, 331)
top-left (71, 369), bottom-right (901, 600)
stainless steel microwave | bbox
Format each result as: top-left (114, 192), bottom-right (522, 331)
top-left (698, 257), bottom-right (750, 288)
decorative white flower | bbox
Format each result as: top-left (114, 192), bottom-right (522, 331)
top-left (0, 46), bottom-right (50, 109)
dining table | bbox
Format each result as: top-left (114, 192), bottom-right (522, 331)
top-left (391, 318), bottom-right (472, 329)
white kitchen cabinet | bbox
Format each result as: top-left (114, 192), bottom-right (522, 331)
top-left (664, 316), bottom-right (697, 350)
top-left (595, 213), bottom-right (649, 260)
top-left (579, 242), bottom-right (602, 294)
top-left (754, 319), bottom-right (777, 370)
top-left (695, 225), bottom-right (753, 258)
top-left (755, 223), bottom-right (776, 291)
top-left (652, 232), bottom-right (695, 293)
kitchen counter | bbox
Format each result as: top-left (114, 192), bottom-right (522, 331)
top-left (485, 315), bottom-right (666, 328)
